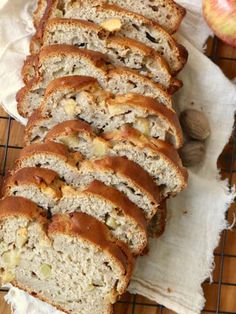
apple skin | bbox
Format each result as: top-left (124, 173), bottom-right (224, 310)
top-left (203, 0), bottom-right (236, 47)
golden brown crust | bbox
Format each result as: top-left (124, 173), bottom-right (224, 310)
top-left (44, 75), bottom-right (100, 99)
top-left (33, 0), bottom-right (47, 28)
top-left (16, 141), bottom-right (83, 170)
top-left (0, 196), bottom-right (47, 222)
top-left (24, 109), bottom-right (45, 144)
top-left (18, 141), bottom-right (70, 162)
top-left (11, 282), bottom-right (72, 314)
top-left (49, 212), bottom-right (134, 281)
top-left (16, 77), bottom-right (43, 118)
top-left (103, 125), bottom-right (188, 186)
top-left (85, 180), bottom-right (147, 230)
top-left (31, 0), bottom-right (58, 51)
top-left (39, 44), bottom-right (109, 67)
top-left (3, 168), bottom-right (59, 197)
top-left (173, 3), bottom-right (186, 31)
top-left (148, 200), bottom-right (166, 238)
top-left (45, 119), bottom-right (94, 142)
top-left (89, 156), bottom-right (161, 207)
top-left (108, 93), bottom-right (183, 148)
top-left (45, 17), bottom-right (108, 34)
top-left (21, 54), bottom-right (39, 85)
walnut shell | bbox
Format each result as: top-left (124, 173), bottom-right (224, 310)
top-left (180, 109), bottom-right (210, 140)
top-left (179, 141), bottom-right (206, 167)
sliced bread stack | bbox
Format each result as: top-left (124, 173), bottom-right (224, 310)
top-left (1, 0), bottom-right (189, 313)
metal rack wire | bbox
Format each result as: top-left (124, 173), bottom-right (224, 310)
top-left (0, 37), bottom-right (235, 313)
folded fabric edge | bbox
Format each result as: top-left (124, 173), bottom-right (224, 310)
top-left (129, 179), bottom-right (236, 314)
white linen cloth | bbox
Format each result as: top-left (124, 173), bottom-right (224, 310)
top-left (1, 1), bottom-right (236, 313)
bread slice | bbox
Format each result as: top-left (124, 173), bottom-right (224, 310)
top-left (3, 167), bottom-right (63, 210)
top-left (31, 1), bottom-right (187, 74)
top-left (14, 141), bottom-right (160, 219)
top-left (102, 125), bottom-right (188, 196)
top-left (38, 18), bottom-right (178, 90)
top-left (43, 117), bottom-right (183, 157)
top-left (15, 141), bottom-right (83, 187)
top-left (27, 121), bottom-right (186, 196)
top-left (17, 50), bottom-right (176, 119)
top-left (0, 196), bottom-right (133, 314)
top-left (33, 0), bottom-right (186, 34)
top-left (23, 77), bottom-right (182, 148)
top-left (30, 22), bottom-right (181, 92)
top-left (4, 167), bottom-right (163, 243)
top-left (3, 169), bottom-right (147, 254)
top-left (67, 3), bottom-right (188, 74)
top-left (56, 180), bottom-right (148, 254)
top-left (17, 46), bottom-right (109, 117)
top-left (78, 156), bottom-right (160, 220)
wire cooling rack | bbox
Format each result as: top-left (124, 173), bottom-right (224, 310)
top-left (0, 37), bottom-right (236, 314)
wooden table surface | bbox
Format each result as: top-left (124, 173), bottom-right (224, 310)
top-left (0, 38), bottom-right (236, 314)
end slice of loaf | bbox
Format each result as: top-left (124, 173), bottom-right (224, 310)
top-left (15, 141), bottom-right (83, 187)
top-left (79, 156), bottom-right (160, 220)
top-left (0, 196), bottom-right (133, 314)
top-left (103, 125), bottom-right (188, 196)
top-left (3, 167), bottom-right (63, 210)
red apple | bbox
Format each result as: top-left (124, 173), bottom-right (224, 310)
top-left (203, 0), bottom-right (236, 47)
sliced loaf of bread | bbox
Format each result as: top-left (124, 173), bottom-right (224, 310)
top-left (3, 170), bottom-right (147, 255)
top-left (0, 196), bottom-right (133, 314)
top-left (33, 0), bottom-right (186, 34)
top-left (32, 1), bottom-right (187, 74)
top-left (15, 141), bottom-right (83, 187)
